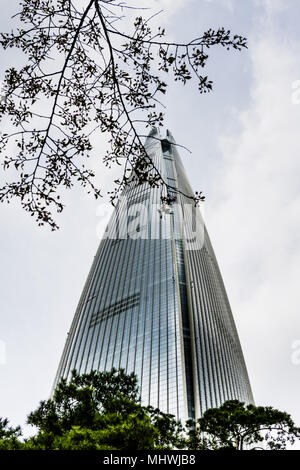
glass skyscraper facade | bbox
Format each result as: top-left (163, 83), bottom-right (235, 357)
top-left (53, 128), bottom-right (254, 423)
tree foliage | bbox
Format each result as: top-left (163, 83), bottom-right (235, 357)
top-left (0, 0), bottom-right (247, 229)
top-left (0, 417), bottom-right (22, 450)
top-left (185, 400), bottom-right (300, 450)
top-left (0, 374), bottom-right (299, 450)
top-left (25, 368), bottom-right (185, 450)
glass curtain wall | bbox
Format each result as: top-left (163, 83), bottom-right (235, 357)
top-left (53, 128), bottom-right (254, 423)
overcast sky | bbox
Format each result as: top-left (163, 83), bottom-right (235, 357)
top-left (0, 0), bottom-right (300, 443)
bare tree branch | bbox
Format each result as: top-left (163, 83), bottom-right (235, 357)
top-left (0, 0), bottom-right (247, 229)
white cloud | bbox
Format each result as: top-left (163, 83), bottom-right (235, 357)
top-left (207, 11), bottom-right (300, 420)
top-left (259, 0), bottom-right (287, 13)
top-left (146, 0), bottom-right (187, 9)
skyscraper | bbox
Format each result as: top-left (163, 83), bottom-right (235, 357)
top-left (53, 128), bottom-right (254, 424)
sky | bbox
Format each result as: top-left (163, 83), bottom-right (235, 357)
top-left (0, 0), bottom-right (300, 443)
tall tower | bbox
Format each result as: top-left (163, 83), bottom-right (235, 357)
top-left (53, 128), bottom-right (253, 423)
